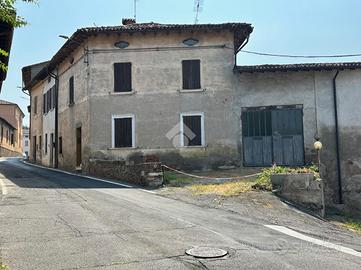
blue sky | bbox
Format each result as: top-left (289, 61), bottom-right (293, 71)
top-left (2, 0), bottom-right (361, 125)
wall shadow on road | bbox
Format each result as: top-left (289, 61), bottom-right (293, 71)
top-left (0, 159), bottom-right (132, 189)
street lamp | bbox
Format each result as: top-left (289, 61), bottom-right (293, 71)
top-left (59, 35), bottom-right (89, 65)
top-left (314, 137), bottom-right (325, 218)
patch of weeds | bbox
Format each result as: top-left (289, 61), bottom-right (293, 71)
top-left (0, 261), bottom-right (9, 270)
top-left (188, 181), bottom-right (254, 196)
top-left (344, 220), bottom-right (361, 233)
top-left (252, 164), bottom-right (320, 191)
top-left (163, 171), bottom-right (195, 187)
top-left (334, 211), bottom-right (361, 234)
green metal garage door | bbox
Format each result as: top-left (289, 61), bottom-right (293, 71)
top-left (242, 105), bottom-right (304, 167)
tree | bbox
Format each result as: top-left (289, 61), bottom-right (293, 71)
top-left (0, 0), bottom-right (37, 72)
top-left (0, 0), bottom-right (37, 27)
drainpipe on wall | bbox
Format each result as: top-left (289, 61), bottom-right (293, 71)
top-left (332, 70), bottom-right (343, 204)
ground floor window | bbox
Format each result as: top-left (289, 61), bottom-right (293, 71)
top-left (45, 134), bottom-right (48, 154)
top-left (180, 113), bottom-right (205, 147)
top-left (59, 136), bottom-right (63, 154)
top-left (10, 133), bottom-right (14, 145)
top-left (112, 115), bottom-right (135, 148)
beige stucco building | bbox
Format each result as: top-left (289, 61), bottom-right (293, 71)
top-left (22, 20), bottom-right (361, 212)
top-left (0, 100), bottom-right (24, 156)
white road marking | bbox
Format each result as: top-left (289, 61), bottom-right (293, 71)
top-left (265, 225), bottom-right (361, 258)
top-left (0, 177), bottom-right (8, 195)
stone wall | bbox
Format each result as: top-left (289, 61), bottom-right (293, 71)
top-left (88, 159), bottom-right (163, 188)
top-left (271, 173), bottom-right (323, 212)
top-left (0, 146), bottom-right (22, 157)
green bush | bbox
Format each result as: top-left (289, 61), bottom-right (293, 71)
top-left (252, 164), bottom-right (320, 191)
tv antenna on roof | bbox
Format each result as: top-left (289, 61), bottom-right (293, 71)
top-left (134, 0), bottom-right (138, 21)
top-left (194, 0), bottom-right (204, 24)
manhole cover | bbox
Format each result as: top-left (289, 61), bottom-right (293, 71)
top-left (185, 247), bottom-right (228, 259)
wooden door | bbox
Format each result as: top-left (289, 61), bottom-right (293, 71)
top-left (76, 127), bottom-right (82, 167)
top-left (50, 133), bottom-right (54, 167)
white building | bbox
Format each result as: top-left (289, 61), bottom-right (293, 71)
top-left (23, 127), bottom-right (30, 157)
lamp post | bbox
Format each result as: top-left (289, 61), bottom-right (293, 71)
top-left (59, 35), bottom-right (89, 65)
top-left (314, 138), bottom-right (325, 218)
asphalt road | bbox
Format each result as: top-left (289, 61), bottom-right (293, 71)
top-left (0, 158), bottom-right (360, 270)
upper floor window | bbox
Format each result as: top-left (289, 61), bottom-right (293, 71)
top-left (114, 63), bottom-right (132, 92)
top-left (43, 93), bottom-right (46, 114)
top-left (33, 96), bottom-right (38, 114)
top-left (69, 76), bottom-right (74, 105)
top-left (43, 86), bottom-right (56, 114)
top-left (182, 60), bottom-right (201, 90)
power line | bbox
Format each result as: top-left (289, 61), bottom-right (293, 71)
top-left (241, 50), bottom-right (361, 58)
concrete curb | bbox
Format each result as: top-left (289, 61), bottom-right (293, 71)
top-left (21, 160), bottom-right (157, 193)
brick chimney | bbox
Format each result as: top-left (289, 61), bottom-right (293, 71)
top-left (122, 18), bottom-right (136, 25)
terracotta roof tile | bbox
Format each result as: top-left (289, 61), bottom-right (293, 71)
top-left (235, 62), bottom-right (361, 73)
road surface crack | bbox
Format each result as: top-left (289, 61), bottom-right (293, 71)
top-left (56, 214), bottom-right (83, 237)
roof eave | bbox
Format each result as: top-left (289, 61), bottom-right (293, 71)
top-left (235, 63), bottom-right (361, 73)
top-left (24, 22), bottom-right (253, 89)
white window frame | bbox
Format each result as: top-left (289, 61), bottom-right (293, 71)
top-left (111, 114), bottom-right (135, 148)
top-left (180, 112), bottom-right (205, 147)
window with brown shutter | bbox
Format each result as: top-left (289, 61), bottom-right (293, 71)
top-left (45, 133), bottom-right (48, 154)
top-left (50, 88), bottom-right (53, 110)
top-left (33, 96), bottom-right (38, 114)
top-left (182, 60), bottom-right (201, 90)
top-left (43, 94), bottom-right (46, 114)
top-left (113, 116), bottom-right (134, 148)
top-left (59, 136), bottom-right (62, 154)
top-left (181, 113), bottom-right (204, 146)
top-left (69, 77), bottom-right (74, 105)
top-left (48, 91), bottom-right (50, 111)
top-left (114, 63), bottom-right (132, 92)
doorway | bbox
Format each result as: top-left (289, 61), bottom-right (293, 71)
top-left (50, 133), bottom-right (54, 167)
top-left (242, 105), bottom-right (304, 167)
top-left (33, 136), bottom-right (36, 162)
top-left (76, 127), bottom-right (82, 168)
